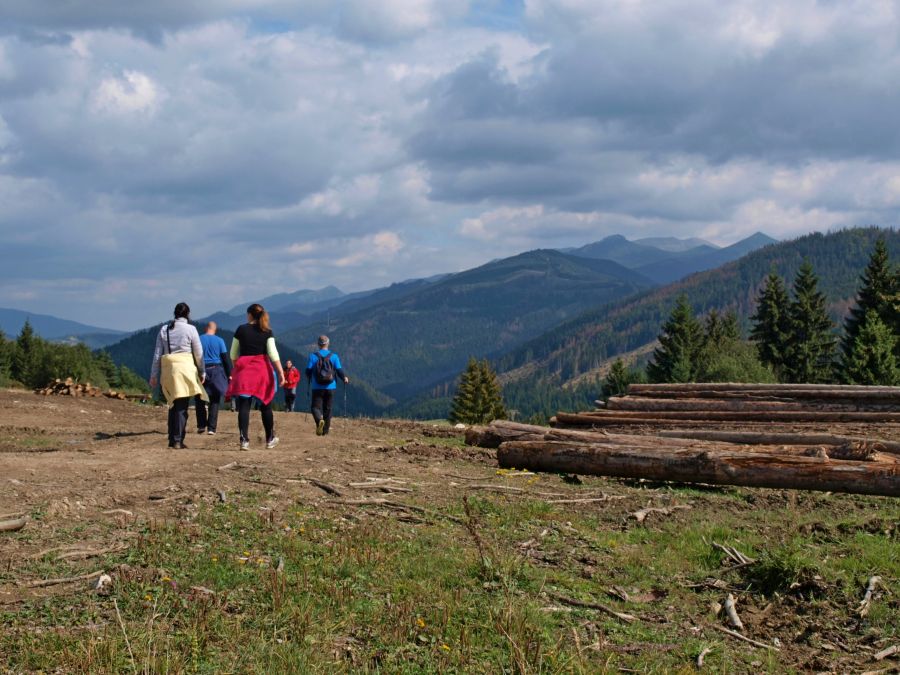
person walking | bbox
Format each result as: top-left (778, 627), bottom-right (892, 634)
top-left (149, 302), bottom-right (207, 449)
top-left (283, 359), bottom-right (301, 412)
top-left (305, 335), bottom-right (349, 436)
top-left (225, 304), bottom-right (286, 450)
top-left (195, 321), bottom-right (231, 434)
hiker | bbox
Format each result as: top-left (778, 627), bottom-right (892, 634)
top-left (149, 302), bottom-right (207, 449)
top-left (305, 335), bottom-right (349, 436)
top-left (195, 321), bottom-right (231, 434)
top-left (225, 303), bottom-right (286, 450)
top-left (283, 359), bottom-right (301, 412)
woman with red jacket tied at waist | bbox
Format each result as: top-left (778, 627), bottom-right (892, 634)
top-left (225, 304), bottom-right (286, 450)
top-left (283, 360), bottom-right (301, 412)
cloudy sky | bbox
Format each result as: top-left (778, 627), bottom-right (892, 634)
top-left (1, 0), bottom-right (899, 329)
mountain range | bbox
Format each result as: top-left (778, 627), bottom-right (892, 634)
top-left (7, 230), bottom-right (800, 417)
top-left (0, 308), bottom-right (127, 349)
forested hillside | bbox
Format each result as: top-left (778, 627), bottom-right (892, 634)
top-left (278, 249), bottom-right (654, 404)
top-left (492, 227), bottom-right (900, 419)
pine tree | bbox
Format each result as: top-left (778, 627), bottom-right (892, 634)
top-left (449, 358), bottom-right (506, 424)
top-left (476, 360), bottom-right (507, 422)
top-left (750, 269), bottom-right (790, 375)
top-left (94, 350), bottom-right (119, 387)
top-left (0, 329), bottom-right (10, 384)
top-left (783, 261), bottom-right (836, 384)
top-left (11, 320), bottom-right (41, 386)
top-left (647, 295), bottom-right (704, 383)
top-left (840, 239), bottom-right (899, 375)
top-left (601, 358), bottom-right (645, 399)
top-left (843, 310), bottom-right (899, 385)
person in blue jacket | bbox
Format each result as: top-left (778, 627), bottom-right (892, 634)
top-left (305, 335), bottom-right (349, 436)
top-left (195, 321), bottom-right (231, 434)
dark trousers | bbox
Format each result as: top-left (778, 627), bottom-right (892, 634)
top-left (311, 389), bottom-right (334, 434)
top-left (236, 397), bottom-right (274, 442)
top-left (195, 395), bottom-right (220, 432)
top-left (284, 388), bottom-right (297, 412)
top-left (196, 364), bottom-right (227, 431)
top-left (168, 397), bottom-right (190, 445)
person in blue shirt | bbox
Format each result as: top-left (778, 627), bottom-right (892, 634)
top-left (305, 335), bottom-right (349, 436)
top-left (195, 321), bottom-right (231, 434)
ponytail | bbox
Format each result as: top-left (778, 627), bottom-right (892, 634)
top-left (247, 303), bottom-right (271, 334)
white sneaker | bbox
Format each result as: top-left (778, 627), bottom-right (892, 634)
top-left (240, 439), bottom-right (250, 451)
top-left (266, 436), bottom-right (279, 449)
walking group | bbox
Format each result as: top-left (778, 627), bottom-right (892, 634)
top-left (149, 302), bottom-right (349, 450)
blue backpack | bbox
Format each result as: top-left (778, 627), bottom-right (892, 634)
top-left (314, 352), bottom-right (336, 385)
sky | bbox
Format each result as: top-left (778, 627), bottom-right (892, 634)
top-left (1, 0), bottom-right (899, 330)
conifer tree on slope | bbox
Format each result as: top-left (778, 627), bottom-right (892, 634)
top-left (750, 269), bottom-right (790, 375)
top-left (840, 238), bottom-right (899, 373)
top-left (784, 261), bottom-right (835, 384)
top-left (477, 359), bottom-right (507, 422)
top-left (647, 295), bottom-right (704, 383)
top-left (843, 310), bottom-right (899, 385)
top-left (11, 320), bottom-right (41, 386)
top-left (449, 357), bottom-right (506, 424)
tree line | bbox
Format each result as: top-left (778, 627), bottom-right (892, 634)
top-left (0, 321), bottom-right (148, 392)
top-left (450, 238), bottom-right (900, 422)
top-left (607, 238), bottom-right (899, 395)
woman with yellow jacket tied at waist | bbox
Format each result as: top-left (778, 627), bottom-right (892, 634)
top-left (149, 302), bottom-right (208, 449)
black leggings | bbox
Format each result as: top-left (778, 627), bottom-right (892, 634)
top-left (236, 397), bottom-right (274, 442)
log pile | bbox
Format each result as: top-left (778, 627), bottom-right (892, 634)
top-left (552, 383), bottom-right (900, 428)
top-left (466, 420), bottom-right (899, 496)
top-left (35, 378), bottom-right (129, 400)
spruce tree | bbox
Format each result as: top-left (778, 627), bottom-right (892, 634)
top-left (647, 295), bottom-right (703, 383)
top-left (783, 261), bottom-right (836, 383)
top-left (476, 359), bottom-right (507, 422)
top-left (843, 310), bottom-right (899, 385)
top-left (449, 358), bottom-right (506, 424)
top-left (0, 329), bottom-right (10, 384)
top-left (11, 320), bottom-right (41, 386)
top-left (840, 239), bottom-right (899, 374)
top-left (750, 270), bottom-right (790, 375)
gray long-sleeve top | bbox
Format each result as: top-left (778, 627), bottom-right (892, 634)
top-left (149, 317), bottom-right (205, 381)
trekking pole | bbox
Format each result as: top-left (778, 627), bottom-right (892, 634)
top-left (344, 381), bottom-right (348, 417)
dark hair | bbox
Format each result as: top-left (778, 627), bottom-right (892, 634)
top-left (168, 302), bottom-right (191, 328)
top-left (247, 303), bottom-right (271, 334)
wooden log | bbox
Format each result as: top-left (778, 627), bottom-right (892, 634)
top-left (627, 383), bottom-right (900, 401)
top-left (628, 383), bottom-right (900, 394)
top-left (467, 422), bottom-right (898, 462)
top-left (656, 430), bottom-right (900, 456)
top-left (559, 410), bottom-right (900, 423)
top-left (496, 441), bottom-right (900, 497)
top-left (606, 396), bottom-right (890, 413)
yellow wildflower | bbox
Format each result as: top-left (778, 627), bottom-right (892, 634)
top-left (416, 617), bottom-right (426, 628)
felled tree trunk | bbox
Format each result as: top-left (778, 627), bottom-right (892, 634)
top-left (496, 441), bottom-right (900, 497)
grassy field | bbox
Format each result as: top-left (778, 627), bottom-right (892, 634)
top-left (2, 476), bottom-right (897, 673)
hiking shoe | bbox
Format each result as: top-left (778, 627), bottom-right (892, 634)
top-left (316, 420), bottom-right (325, 436)
top-left (266, 436), bottom-right (279, 449)
top-left (240, 439), bottom-right (250, 451)
top-left (197, 427), bottom-right (206, 434)
top-left (207, 430), bottom-right (216, 435)
top-left (175, 442), bottom-right (187, 450)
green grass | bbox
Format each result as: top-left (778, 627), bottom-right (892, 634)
top-left (1, 485), bottom-right (898, 673)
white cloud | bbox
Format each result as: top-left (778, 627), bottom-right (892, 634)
top-left (1, 2), bottom-right (900, 327)
top-left (93, 70), bottom-right (162, 114)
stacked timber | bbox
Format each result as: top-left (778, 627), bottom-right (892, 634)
top-left (465, 418), bottom-right (900, 497)
top-left (552, 383), bottom-right (900, 428)
top-left (35, 378), bottom-right (128, 400)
